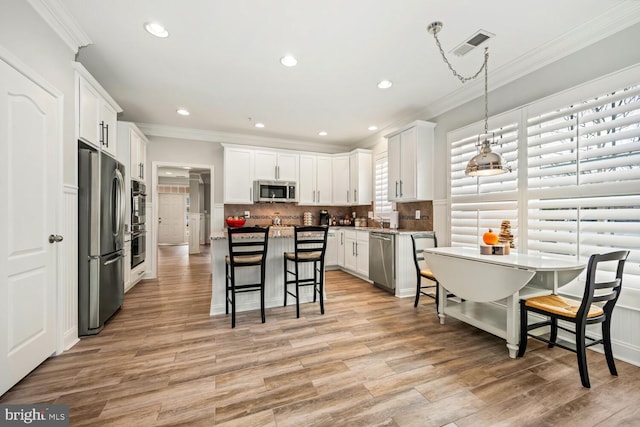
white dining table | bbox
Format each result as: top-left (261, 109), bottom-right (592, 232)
top-left (423, 247), bottom-right (586, 358)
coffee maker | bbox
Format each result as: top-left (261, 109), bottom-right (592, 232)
top-left (319, 210), bottom-right (330, 226)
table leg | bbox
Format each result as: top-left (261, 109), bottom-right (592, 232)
top-left (506, 292), bottom-right (519, 358)
top-left (438, 283), bottom-right (446, 325)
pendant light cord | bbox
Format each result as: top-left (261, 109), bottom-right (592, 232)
top-left (430, 29), bottom-right (490, 133)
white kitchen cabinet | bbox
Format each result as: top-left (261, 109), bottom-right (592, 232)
top-left (344, 230), bottom-right (369, 278)
top-left (325, 229), bottom-right (338, 267)
top-left (349, 149), bottom-right (372, 205)
top-left (118, 121), bottom-right (148, 183)
top-left (75, 64), bottom-right (121, 157)
top-left (337, 229), bottom-right (345, 267)
top-left (130, 261), bottom-right (146, 288)
top-left (124, 240), bottom-right (132, 292)
top-left (223, 145), bottom-right (254, 203)
top-left (254, 150), bottom-right (298, 182)
top-left (299, 154), bottom-right (332, 205)
top-left (386, 120), bottom-right (436, 201)
top-left (331, 155), bottom-right (350, 205)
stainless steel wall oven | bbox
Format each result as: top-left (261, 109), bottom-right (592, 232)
top-left (131, 180), bottom-right (146, 268)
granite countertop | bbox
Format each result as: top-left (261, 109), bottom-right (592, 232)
top-left (210, 226), bottom-right (423, 240)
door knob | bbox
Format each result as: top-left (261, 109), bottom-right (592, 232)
top-left (48, 234), bottom-right (63, 243)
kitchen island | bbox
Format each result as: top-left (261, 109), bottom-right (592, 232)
top-left (209, 227), bottom-right (323, 316)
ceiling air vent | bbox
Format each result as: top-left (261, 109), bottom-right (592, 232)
top-left (450, 29), bottom-right (494, 57)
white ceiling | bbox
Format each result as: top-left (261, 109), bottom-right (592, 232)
top-left (62, 0), bottom-right (640, 149)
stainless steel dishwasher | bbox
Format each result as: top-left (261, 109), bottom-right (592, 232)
top-left (369, 232), bottom-right (395, 293)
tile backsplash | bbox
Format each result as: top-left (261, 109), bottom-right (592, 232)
top-left (225, 200), bottom-right (433, 231)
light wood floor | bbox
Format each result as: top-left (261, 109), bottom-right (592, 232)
top-left (2, 245), bottom-right (639, 426)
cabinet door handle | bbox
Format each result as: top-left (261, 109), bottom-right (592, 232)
top-left (100, 121), bottom-right (105, 145)
top-left (250, 187), bottom-right (253, 201)
top-left (105, 123), bottom-right (109, 148)
top-left (317, 190), bottom-right (320, 202)
top-left (355, 242), bottom-right (358, 256)
top-left (312, 190), bottom-right (316, 203)
top-left (347, 190), bottom-right (350, 203)
top-left (399, 180), bottom-right (403, 197)
top-left (354, 189), bottom-right (357, 202)
top-left (395, 181), bottom-right (399, 198)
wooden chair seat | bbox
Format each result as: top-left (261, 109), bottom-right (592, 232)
top-left (284, 251), bottom-right (322, 261)
top-left (419, 268), bottom-right (436, 281)
top-left (225, 254), bottom-right (263, 264)
top-left (525, 294), bottom-right (603, 318)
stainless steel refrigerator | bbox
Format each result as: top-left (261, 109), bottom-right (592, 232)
top-left (78, 143), bottom-right (126, 335)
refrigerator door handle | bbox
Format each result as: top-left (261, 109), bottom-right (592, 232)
top-left (103, 254), bottom-right (123, 266)
top-left (115, 168), bottom-right (125, 236)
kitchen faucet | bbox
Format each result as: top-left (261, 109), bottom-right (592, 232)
top-left (375, 216), bottom-right (385, 229)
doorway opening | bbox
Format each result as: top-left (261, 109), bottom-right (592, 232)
top-left (150, 162), bottom-right (214, 280)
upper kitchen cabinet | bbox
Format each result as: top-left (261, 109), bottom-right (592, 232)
top-left (331, 155), bottom-right (350, 205)
top-left (118, 122), bottom-right (148, 183)
top-left (253, 150), bottom-right (298, 182)
top-left (386, 120), bottom-right (436, 201)
top-left (74, 63), bottom-right (122, 158)
top-left (349, 149), bottom-right (372, 205)
top-left (298, 154), bottom-right (332, 205)
top-left (223, 144), bottom-right (254, 204)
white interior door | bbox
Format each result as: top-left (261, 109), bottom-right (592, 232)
top-left (158, 193), bottom-right (186, 244)
top-left (0, 59), bottom-right (59, 396)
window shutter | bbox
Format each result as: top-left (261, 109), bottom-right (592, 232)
top-left (375, 154), bottom-right (392, 218)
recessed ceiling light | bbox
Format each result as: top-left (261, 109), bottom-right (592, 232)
top-left (183, 166), bottom-right (192, 170)
top-left (377, 80), bottom-right (393, 89)
top-left (255, 123), bottom-right (265, 128)
top-left (318, 131), bottom-right (328, 136)
top-left (280, 55), bottom-right (298, 67)
top-left (144, 22), bottom-right (169, 38)
top-left (368, 126), bottom-right (378, 131)
top-left (176, 108), bottom-right (190, 116)
top-left (165, 171), bottom-right (173, 175)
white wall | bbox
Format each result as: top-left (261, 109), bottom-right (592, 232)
top-left (147, 136), bottom-right (224, 203)
top-left (0, 0), bottom-right (77, 186)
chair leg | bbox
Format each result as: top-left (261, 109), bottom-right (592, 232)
top-left (312, 261), bottom-right (318, 303)
top-left (517, 300), bottom-right (528, 357)
top-left (225, 263), bottom-right (229, 315)
top-left (319, 262), bottom-right (325, 315)
top-left (435, 281), bottom-right (440, 314)
top-left (414, 273), bottom-right (420, 308)
top-left (295, 263), bottom-right (300, 319)
top-left (576, 323), bottom-right (590, 388)
top-left (231, 278), bottom-right (236, 329)
top-left (602, 317), bottom-right (618, 376)
top-left (260, 264), bottom-right (266, 324)
top-left (283, 259), bottom-right (288, 307)
top-left (549, 317), bottom-right (558, 348)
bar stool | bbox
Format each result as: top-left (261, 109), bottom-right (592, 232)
top-left (518, 250), bottom-right (629, 388)
top-left (225, 226), bottom-right (270, 328)
top-left (283, 226), bottom-right (329, 318)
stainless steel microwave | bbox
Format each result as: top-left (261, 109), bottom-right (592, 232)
top-left (253, 180), bottom-right (297, 203)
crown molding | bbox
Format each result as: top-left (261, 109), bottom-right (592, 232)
top-left (27, 0), bottom-right (92, 54)
top-left (135, 123), bottom-right (349, 154)
top-left (422, 2), bottom-right (640, 120)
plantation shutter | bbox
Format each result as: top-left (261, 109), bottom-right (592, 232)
top-left (374, 154), bottom-right (392, 218)
top-left (527, 84), bottom-right (640, 290)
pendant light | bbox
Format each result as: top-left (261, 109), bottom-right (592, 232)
top-left (427, 21), bottom-right (510, 176)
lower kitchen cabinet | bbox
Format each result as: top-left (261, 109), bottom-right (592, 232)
top-left (325, 229), bottom-right (338, 267)
top-left (124, 240), bottom-right (132, 292)
top-left (344, 230), bottom-right (369, 278)
top-left (130, 261), bottom-right (146, 291)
